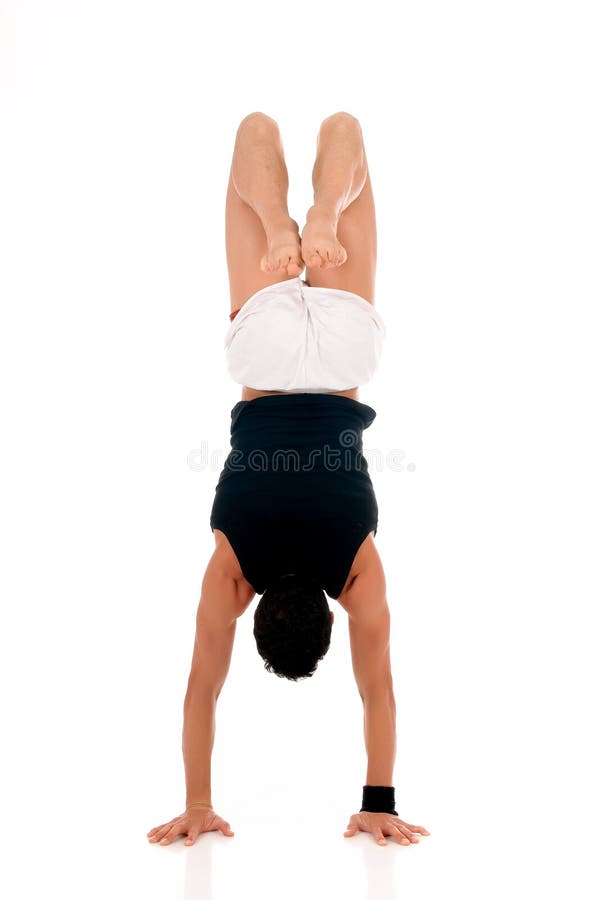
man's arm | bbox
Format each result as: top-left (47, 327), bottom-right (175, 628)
top-left (344, 546), bottom-right (396, 785)
top-left (182, 549), bottom-right (252, 808)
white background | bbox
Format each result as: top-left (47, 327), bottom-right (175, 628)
top-left (1, 1), bottom-right (601, 898)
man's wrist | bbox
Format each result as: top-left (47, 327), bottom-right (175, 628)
top-left (360, 785), bottom-right (398, 816)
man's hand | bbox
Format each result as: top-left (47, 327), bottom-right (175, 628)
top-left (344, 811), bottom-right (430, 846)
top-left (147, 807), bottom-right (234, 846)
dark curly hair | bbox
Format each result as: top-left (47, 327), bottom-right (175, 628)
top-left (253, 572), bottom-right (333, 681)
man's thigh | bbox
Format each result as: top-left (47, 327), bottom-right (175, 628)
top-left (305, 168), bottom-right (377, 304)
top-left (225, 171), bottom-right (298, 313)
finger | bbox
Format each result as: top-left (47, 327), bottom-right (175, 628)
top-left (390, 828), bottom-right (410, 846)
top-left (148, 817), bottom-right (177, 839)
top-left (344, 825), bottom-right (359, 837)
top-left (184, 829), bottom-right (200, 846)
top-left (373, 828), bottom-right (387, 846)
top-left (150, 824), bottom-right (173, 843)
top-left (392, 826), bottom-right (411, 845)
top-left (402, 822), bottom-right (429, 836)
top-left (159, 824), bottom-right (183, 845)
top-left (397, 824), bottom-right (420, 843)
top-left (219, 820), bottom-right (235, 836)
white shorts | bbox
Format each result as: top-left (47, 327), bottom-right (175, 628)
top-left (224, 276), bottom-right (386, 392)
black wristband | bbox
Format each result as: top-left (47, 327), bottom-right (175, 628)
top-left (360, 784), bottom-right (398, 816)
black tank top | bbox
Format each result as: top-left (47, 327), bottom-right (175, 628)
top-left (209, 393), bottom-right (379, 598)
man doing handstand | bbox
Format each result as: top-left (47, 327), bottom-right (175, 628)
top-left (147, 112), bottom-right (430, 849)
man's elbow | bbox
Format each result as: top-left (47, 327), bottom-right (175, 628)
top-left (358, 674), bottom-right (396, 705)
top-left (184, 669), bottom-right (222, 704)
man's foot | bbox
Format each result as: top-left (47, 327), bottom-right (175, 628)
top-left (301, 207), bottom-right (348, 269)
top-left (260, 218), bottom-right (304, 276)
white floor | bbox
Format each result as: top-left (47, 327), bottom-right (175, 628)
top-left (4, 713), bottom-right (600, 900)
top-left (3, 572), bottom-right (600, 899)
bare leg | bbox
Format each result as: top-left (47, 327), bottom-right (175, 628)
top-left (229, 113), bottom-right (303, 281)
top-left (301, 113), bottom-right (376, 302)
